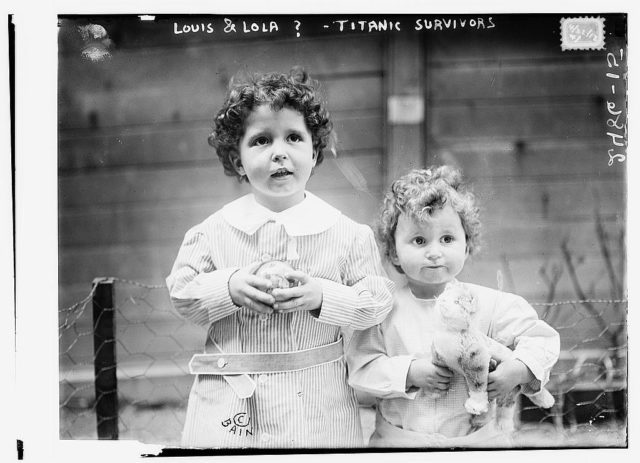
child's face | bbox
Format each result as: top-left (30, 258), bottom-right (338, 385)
top-left (391, 204), bottom-right (469, 299)
top-left (236, 105), bottom-right (316, 212)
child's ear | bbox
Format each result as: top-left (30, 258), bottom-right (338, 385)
top-left (232, 156), bottom-right (245, 176)
top-left (389, 248), bottom-right (401, 267)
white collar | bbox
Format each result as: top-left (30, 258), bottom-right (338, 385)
top-left (221, 191), bottom-right (341, 236)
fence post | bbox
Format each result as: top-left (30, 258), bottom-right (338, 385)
top-left (92, 277), bottom-right (118, 439)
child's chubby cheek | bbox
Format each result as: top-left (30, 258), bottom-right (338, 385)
top-left (253, 260), bottom-right (297, 293)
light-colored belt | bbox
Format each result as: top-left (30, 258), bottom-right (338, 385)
top-left (189, 338), bottom-right (344, 375)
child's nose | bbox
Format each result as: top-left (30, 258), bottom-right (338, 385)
top-left (271, 141), bottom-right (288, 162)
top-left (425, 244), bottom-right (442, 260)
top-left (272, 152), bottom-right (288, 162)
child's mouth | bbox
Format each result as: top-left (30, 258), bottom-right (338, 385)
top-left (271, 168), bottom-right (293, 178)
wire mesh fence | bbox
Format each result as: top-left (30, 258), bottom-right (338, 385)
top-left (58, 278), bottom-right (627, 447)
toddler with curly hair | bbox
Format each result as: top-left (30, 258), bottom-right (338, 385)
top-left (166, 67), bottom-right (394, 448)
top-left (346, 166), bottom-right (559, 447)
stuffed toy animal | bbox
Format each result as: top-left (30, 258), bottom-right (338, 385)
top-left (431, 280), bottom-right (554, 430)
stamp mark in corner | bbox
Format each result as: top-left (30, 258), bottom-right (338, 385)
top-left (560, 17), bottom-right (605, 51)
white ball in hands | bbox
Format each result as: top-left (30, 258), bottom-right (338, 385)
top-left (253, 260), bottom-right (297, 292)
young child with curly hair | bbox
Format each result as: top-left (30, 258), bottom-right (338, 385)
top-left (166, 67), bottom-right (394, 448)
top-left (346, 166), bottom-right (560, 447)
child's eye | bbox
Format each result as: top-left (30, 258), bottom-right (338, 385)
top-left (252, 136), bottom-right (270, 146)
top-left (441, 235), bottom-right (454, 244)
top-left (413, 237), bottom-right (426, 246)
top-left (288, 133), bottom-right (303, 142)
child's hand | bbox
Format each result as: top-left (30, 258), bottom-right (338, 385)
top-left (270, 270), bottom-right (323, 313)
top-left (406, 358), bottom-right (453, 394)
top-left (228, 262), bottom-right (275, 314)
top-left (488, 358), bottom-right (534, 400)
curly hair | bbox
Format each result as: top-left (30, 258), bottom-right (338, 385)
top-left (376, 165), bottom-right (481, 272)
top-left (208, 66), bottom-right (332, 182)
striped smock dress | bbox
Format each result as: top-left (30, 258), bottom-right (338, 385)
top-left (166, 192), bottom-right (394, 448)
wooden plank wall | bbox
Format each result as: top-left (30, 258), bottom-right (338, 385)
top-left (59, 16), bottom-right (626, 379)
top-left (420, 16), bottom-right (627, 350)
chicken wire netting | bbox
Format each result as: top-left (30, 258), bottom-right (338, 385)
top-left (59, 278), bottom-right (627, 447)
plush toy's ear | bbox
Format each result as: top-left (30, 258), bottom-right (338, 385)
top-left (465, 295), bottom-right (478, 316)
